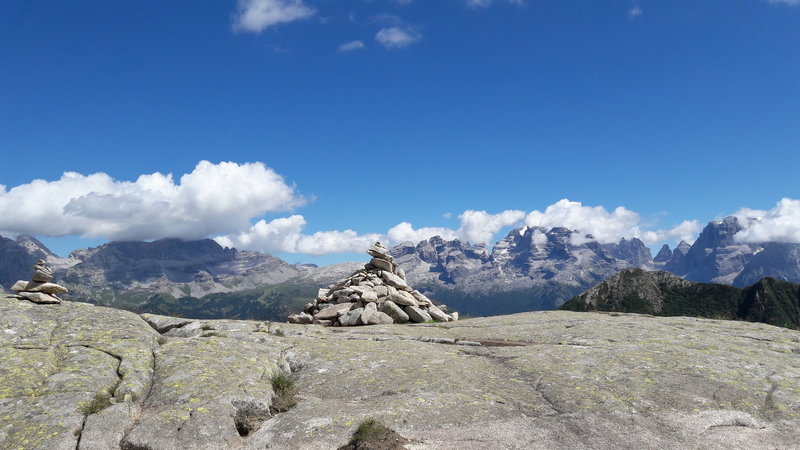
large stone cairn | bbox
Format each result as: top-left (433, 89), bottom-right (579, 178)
top-left (289, 242), bottom-right (458, 326)
top-left (9, 260), bottom-right (68, 304)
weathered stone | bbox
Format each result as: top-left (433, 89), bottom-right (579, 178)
top-left (21, 281), bottom-right (69, 295)
top-left (10, 280), bottom-right (27, 292)
top-left (140, 313), bottom-right (193, 333)
top-left (361, 290), bottom-right (379, 303)
top-left (394, 266), bottom-right (406, 280)
top-left (315, 302), bottom-right (354, 321)
top-left (359, 302), bottom-right (378, 325)
top-left (317, 288), bottom-right (329, 300)
top-left (405, 305), bottom-right (432, 323)
top-left (428, 305), bottom-right (450, 322)
top-left (313, 319), bottom-right (333, 326)
top-left (380, 300), bottom-right (409, 323)
top-left (18, 291), bottom-right (61, 304)
top-left (411, 290), bottom-right (432, 306)
top-left (388, 291), bottom-right (417, 307)
top-left (364, 311), bottom-right (394, 325)
top-left (2, 300), bottom-right (800, 449)
top-left (288, 312), bottom-right (313, 324)
top-left (31, 260), bottom-right (53, 283)
top-left (381, 270), bottom-right (407, 288)
top-left (451, 311), bottom-right (459, 321)
top-left (374, 285), bottom-right (389, 297)
top-left (338, 308), bottom-right (363, 326)
top-left (78, 402), bottom-right (138, 450)
top-left (367, 242), bottom-right (391, 259)
top-left (163, 320), bottom-right (204, 337)
top-left (370, 257), bottom-right (394, 272)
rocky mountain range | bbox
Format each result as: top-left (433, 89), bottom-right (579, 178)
top-left (1, 215), bottom-right (799, 320)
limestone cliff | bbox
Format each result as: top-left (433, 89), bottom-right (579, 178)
top-left (1, 295), bottom-right (799, 449)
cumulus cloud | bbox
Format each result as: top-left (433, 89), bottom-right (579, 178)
top-left (0, 161), bottom-right (305, 241)
top-left (339, 40), bottom-right (365, 52)
top-left (375, 26), bottom-right (422, 49)
top-left (628, 6), bottom-right (643, 19)
top-left (733, 198), bottom-right (800, 243)
top-left (386, 222), bottom-right (458, 244)
top-left (524, 200), bottom-right (642, 244)
top-left (523, 199), bottom-right (702, 246)
top-left (232, 0), bottom-right (316, 33)
top-left (459, 210), bottom-right (526, 244)
top-left (216, 215), bottom-right (383, 255)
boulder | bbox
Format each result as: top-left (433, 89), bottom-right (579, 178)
top-left (360, 302), bottom-right (378, 324)
top-left (315, 303), bottom-right (354, 321)
top-left (381, 271), bottom-right (407, 289)
top-left (388, 291), bottom-right (417, 307)
top-left (18, 292), bottom-right (61, 304)
top-left (405, 306), bottom-right (432, 323)
top-left (364, 311), bottom-right (394, 325)
top-left (428, 305), bottom-right (451, 322)
top-left (31, 260), bottom-right (53, 282)
top-left (287, 312), bottom-right (313, 325)
top-left (362, 290), bottom-right (379, 302)
top-left (380, 301), bottom-right (409, 323)
top-left (338, 308), bottom-right (363, 327)
top-left (370, 257), bottom-right (394, 272)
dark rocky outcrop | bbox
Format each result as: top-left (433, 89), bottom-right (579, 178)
top-left (562, 268), bottom-right (800, 330)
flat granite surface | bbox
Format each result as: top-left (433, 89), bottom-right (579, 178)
top-left (1, 294), bottom-right (799, 449)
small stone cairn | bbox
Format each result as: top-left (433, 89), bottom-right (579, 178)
top-left (10, 260), bottom-right (68, 304)
top-left (289, 242), bottom-right (458, 326)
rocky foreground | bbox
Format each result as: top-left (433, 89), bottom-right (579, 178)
top-left (1, 296), bottom-right (799, 449)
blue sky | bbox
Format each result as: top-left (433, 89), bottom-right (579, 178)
top-left (1, 0), bottom-right (799, 264)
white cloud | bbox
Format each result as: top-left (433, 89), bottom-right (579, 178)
top-left (339, 40), bottom-right (365, 52)
top-left (525, 199), bottom-right (642, 244)
top-left (375, 26), bottom-right (422, 49)
top-left (216, 215), bottom-right (383, 255)
top-left (232, 0), bottom-right (316, 33)
top-left (733, 198), bottom-right (800, 243)
top-left (628, 6), bottom-right (642, 19)
top-left (0, 161), bottom-right (305, 241)
top-left (523, 199), bottom-right (702, 246)
top-left (386, 222), bottom-right (458, 244)
top-left (458, 209), bottom-right (525, 244)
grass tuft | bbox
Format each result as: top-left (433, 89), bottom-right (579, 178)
top-left (270, 373), bottom-right (297, 413)
top-left (79, 391), bottom-right (112, 415)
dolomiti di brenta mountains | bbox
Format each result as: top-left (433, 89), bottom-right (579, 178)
top-left (1, 216), bottom-right (799, 320)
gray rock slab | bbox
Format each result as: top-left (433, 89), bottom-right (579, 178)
top-left (380, 300), bottom-right (409, 323)
top-left (140, 313), bottom-right (194, 333)
top-left (18, 291), bottom-right (62, 304)
top-left (380, 270), bottom-right (408, 289)
top-left (388, 291), bottom-right (417, 307)
top-left (405, 305), bottom-right (432, 323)
top-left (315, 302), bottom-right (353, 321)
top-left (427, 305), bottom-right (450, 322)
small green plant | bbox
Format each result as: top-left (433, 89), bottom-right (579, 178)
top-left (351, 419), bottom-right (388, 443)
top-left (157, 336), bottom-right (168, 345)
top-left (79, 391), bottom-right (112, 415)
top-left (269, 373), bottom-right (297, 413)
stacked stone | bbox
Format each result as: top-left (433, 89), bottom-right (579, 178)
top-left (10, 260), bottom-right (68, 304)
top-left (288, 242), bottom-right (458, 326)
